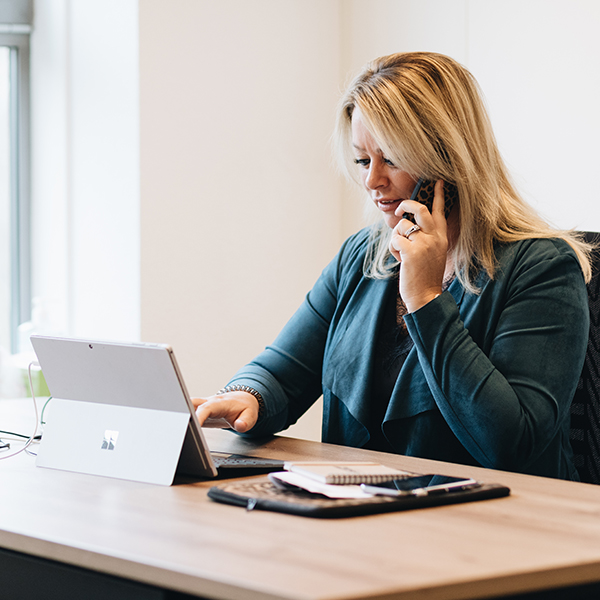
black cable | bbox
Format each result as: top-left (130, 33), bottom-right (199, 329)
top-left (0, 430), bottom-right (42, 440)
top-left (0, 396), bottom-right (52, 441)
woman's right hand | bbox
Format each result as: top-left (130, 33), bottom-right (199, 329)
top-left (389, 179), bottom-right (450, 313)
top-left (191, 391), bottom-right (259, 433)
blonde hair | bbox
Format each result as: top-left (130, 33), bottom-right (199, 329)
top-left (334, 52), bottom-right (592, 290)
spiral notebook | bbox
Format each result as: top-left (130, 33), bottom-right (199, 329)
top-left (283, 461), bottom-right (412, 484)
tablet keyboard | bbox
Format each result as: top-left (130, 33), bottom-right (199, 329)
top-left (210, 451), bottom-right (284, 471)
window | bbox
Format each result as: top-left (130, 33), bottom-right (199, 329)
top-left (0, 1), bottom-right (32, 354)
top-left (0, 45), bottom-right (11, 351)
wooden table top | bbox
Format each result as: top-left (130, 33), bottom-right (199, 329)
top-left (1, 398), bottom-right (600, 600)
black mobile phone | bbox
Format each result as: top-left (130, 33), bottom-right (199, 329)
top-left (360, 474), bottom-right (480, 497)
top-left (404, 177), bottom-right (458, 222)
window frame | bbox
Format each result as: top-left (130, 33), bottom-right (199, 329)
top-left (0, 25), bottom-right (31, 353)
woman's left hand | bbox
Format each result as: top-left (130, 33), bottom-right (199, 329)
top-left (389, 179), bottom-right (450, 313)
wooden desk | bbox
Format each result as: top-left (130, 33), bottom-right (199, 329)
top-left (1, 399), bottom-right (600, 600)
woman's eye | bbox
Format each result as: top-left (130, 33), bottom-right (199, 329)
top-left (383, 158), bottom-right (395, 167)
top-left (354, 158), bottom-right (370, 167)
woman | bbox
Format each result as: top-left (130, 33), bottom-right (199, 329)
top-left (194, 52), bottom-right (591, 480)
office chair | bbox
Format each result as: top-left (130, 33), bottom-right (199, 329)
top-left (570, 232), bottom-right (600, 484)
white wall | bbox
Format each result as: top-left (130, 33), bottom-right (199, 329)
top-left (139, 0), bottom-right (344, 439)
top-left (467, 0), bottom-right (600, 231)
top-left (30, 0), bottom-right (69, 342)
top-left (68, 1), bottom-right (140, 339)
top-left (31, 0), bottom-right (600, 441)
top-left (30, 0), bottom-right (140, 345)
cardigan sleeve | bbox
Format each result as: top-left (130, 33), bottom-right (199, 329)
top-left (226, 229), bottom-right (370, 437)
top-left (403, 239), bottom-right (589, 472)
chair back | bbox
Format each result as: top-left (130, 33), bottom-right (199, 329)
top-left (570, 231), bottom-right (600, 484)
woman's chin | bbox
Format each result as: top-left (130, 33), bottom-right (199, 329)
top-left (382, 214), bottom-right (402, 230)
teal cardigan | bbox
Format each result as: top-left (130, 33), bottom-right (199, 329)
top-left (230, 228), bottom-right (589, 480)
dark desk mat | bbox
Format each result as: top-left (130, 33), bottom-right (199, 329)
top-left (208, 476), bottom-right (510, 518)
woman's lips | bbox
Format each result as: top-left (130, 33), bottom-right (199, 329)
top-left (376, 198), bottom-right (402, 212)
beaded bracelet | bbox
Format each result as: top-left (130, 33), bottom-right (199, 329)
top-left (216, 384), bottom-right (265, 418)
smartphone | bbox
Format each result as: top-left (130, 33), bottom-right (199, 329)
top-left (404, 177), bottom-right (458, 222)
top-left (360, 474), bottom-right (480, 497)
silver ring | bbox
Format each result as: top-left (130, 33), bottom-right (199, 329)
top-left (404, 224), bottom-right (421, 239)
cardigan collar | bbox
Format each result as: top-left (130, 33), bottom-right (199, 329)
top-left (322, 271), bottom-right (465, 446)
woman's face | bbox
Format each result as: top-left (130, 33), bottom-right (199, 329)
top-left (351, 107), bottom-right (418, 230)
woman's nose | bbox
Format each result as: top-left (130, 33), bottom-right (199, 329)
top-left (365, 163), bottom-right (387, 189)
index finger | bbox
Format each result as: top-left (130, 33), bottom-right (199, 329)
top-left (194, 402), bottom-right (231, 428)
top-left (431, 179), bottom-right (446, 217)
